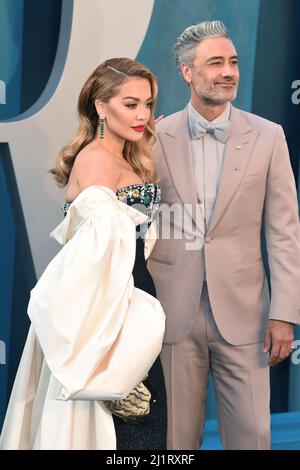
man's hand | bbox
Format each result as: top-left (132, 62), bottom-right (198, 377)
top-left (263, 320), bottom-right (294, 366)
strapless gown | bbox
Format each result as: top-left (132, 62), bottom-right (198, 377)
top-left (111, 183), bottom-right (167, 450)
top-left (0, 183), bottom-right (166, 450)
top-left (64, 183), bottom-right (167, 449)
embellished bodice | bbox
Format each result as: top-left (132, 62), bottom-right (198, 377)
top-left (62, 183), bottom-right (161, 226)
top-left (115, 183), bottom-right (160, 224)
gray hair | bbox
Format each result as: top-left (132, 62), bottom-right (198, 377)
top-left (173, 20), bottom-right (230, 77)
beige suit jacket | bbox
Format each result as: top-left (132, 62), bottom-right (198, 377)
top-left (147, 105), bottom-right (300, 345)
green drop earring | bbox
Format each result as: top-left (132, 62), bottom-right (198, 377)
top-left (99, 115), bottom-right (105, 139)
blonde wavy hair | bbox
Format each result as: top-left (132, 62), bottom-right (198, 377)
top-left (50, 58), bottom-right (159, 186)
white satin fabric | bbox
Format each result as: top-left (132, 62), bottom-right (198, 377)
top-left (0, 186), bottom-right (165, 450)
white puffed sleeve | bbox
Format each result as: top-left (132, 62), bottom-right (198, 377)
top-left (27, 186), bottom-right (165, 402)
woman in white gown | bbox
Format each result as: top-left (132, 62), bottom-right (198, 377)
top-left (0, 58), bottom-right (167, 450)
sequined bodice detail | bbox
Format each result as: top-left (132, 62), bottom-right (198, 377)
top-left (62, 183), bottom-right (161, 223)
top-left (115, 183), bottom-right (160, 223)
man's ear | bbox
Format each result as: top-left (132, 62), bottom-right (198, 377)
top-left (181, 64), bottom-right (192, 85)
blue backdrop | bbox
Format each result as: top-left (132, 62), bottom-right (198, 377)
top-left (0, 0), bottom-right (299, 431)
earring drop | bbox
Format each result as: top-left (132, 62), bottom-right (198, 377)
top-left (99, 115), bottom-right (105, 139)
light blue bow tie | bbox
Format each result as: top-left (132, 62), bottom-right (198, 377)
top-left (190, 119), bottom-right (231, 143)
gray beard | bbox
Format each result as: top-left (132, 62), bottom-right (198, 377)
top-left (201, 95), bottom-right (230, 105)
top-left (197, 87), bottom-right (238, 106)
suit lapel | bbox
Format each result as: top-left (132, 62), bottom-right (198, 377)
top-left (159, 107), bottom-right (204, 233)
top-left (207, 106), bottom-right (259, 233)
top-left (159, 105), bottom-right (259, 235)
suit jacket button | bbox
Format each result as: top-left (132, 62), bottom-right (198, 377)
top-left (205, 236), bottom-right (213, 243)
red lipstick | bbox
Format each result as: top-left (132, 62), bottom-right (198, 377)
top-left (131, 125), bottom-right (145, 132)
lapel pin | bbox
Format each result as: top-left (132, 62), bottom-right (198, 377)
top-left (235, 145), bottom-right (242, 150)
top-left (234, 166), bottom-right (240, 171)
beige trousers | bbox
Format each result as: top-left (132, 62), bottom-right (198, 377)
top-left (160, 282), bottom-right (270, 450)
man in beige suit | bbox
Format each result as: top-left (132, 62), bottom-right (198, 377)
top-left (147, 20), bottom-right (300, 450)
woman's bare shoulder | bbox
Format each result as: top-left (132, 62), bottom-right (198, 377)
top-left (72, 142), bottom-right (120, 192)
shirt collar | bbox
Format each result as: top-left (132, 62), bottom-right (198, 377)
top-left (188, 101), bottom-right (231, 128)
